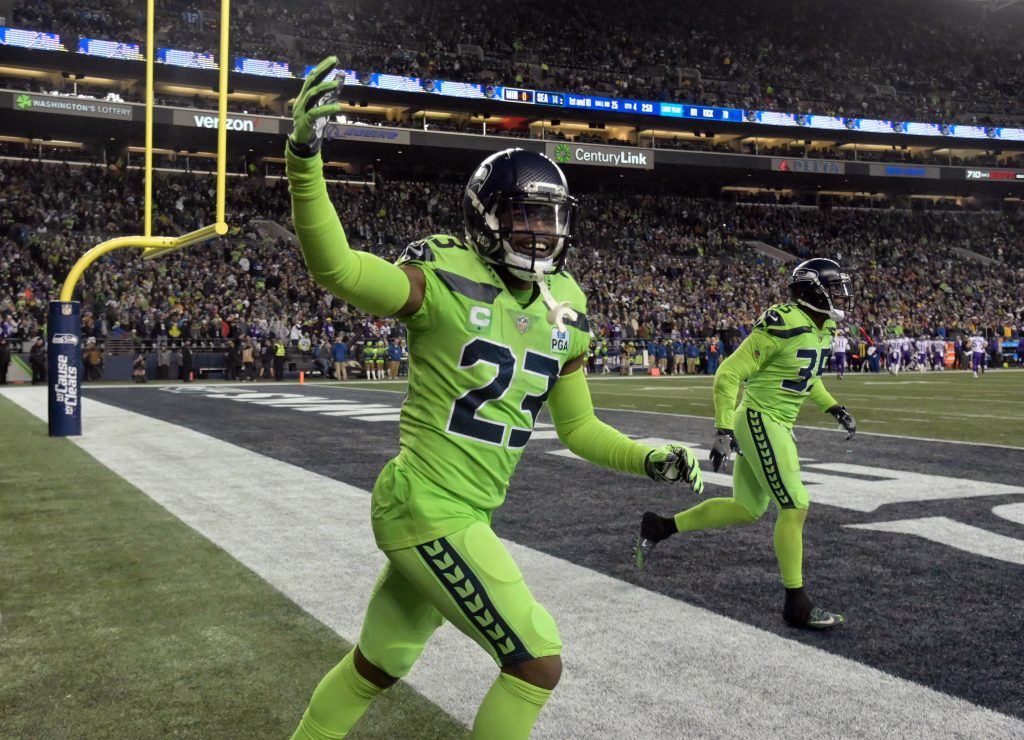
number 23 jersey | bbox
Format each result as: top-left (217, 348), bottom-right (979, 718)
top-left (390, 234), bottom-right (591, 515)
top-left (739, 303), bottom-right (837, 427)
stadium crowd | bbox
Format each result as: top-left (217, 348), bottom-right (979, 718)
top-left (2, 159), bottom-right (1022, 377)
top-left (12, 0), bottom-right (1024, 127)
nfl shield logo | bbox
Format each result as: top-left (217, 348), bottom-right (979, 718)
top-left (61, 304), bottom-right (72, 316)
top-left (516, 315), bottom-right (530, 334)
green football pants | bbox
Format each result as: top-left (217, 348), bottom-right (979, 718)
top-left (358, 521), bottom-right (562, 679)
top-left (732, 405), bottom-right (810, 518)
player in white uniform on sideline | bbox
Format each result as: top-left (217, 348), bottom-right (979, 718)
top-left (915, 336), bottom-right (929, 372)
top-left (930, 337), bottom-right (946, 371)
top-left (969, 334), bottom-right (987, 377)
top-left (887, 337), bottom-right (902, 374)
top-left (831, 330), bottom-right (850, 379)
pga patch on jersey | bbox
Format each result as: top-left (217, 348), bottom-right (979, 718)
top-left (550, 328), bottom-right (571, 353)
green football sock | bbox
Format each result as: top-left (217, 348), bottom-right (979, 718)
top-left (291, 650), bottom-right (384, 740)
top-left (673, 497), bottom-right (756, 533)
top-left (773, 508), bottom-right (808, 589)
top-left (472, 672), bottom-right (553, 740)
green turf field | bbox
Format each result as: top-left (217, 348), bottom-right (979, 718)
top-left (0, 396), bottom-right (469, 740)
top-left (341, 369), bottom-right (1024, 448)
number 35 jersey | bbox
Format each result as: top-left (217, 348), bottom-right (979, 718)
top-left (733, 303), bottom-right (837, 428)
top-left (386, 234), bottom-right (591, 521)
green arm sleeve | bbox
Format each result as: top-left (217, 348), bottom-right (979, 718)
top-left (547, 368), bottom-right (650, 477)
top-left (713, 332), bottom-right (778, 429)
top-left (809, 377), bottom-right (839, 412)
top-left (286, 148), bottom-right (410, 317)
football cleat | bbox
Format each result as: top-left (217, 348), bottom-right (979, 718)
top-left (789, 606), bottom-right (845, 631)
top-left (633, 511), bottom-right (676, 570)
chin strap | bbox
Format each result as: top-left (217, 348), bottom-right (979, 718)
top-left (796, 297), bottom-right (843, 323)
top-left (535, 269), bottom-right (577, 332)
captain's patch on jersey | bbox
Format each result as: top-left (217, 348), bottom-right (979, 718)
top-left (466, 305), bottom-right (493, 335)
top-left (550, 328), bottom-right (570, 353)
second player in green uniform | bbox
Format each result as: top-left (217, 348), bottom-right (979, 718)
top-left (634, 258), bottom-right (857, 630)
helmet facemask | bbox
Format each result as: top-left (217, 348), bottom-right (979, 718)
top-left (463, 149), bottom-right (578, 283)
top-left (470, 189), bottom-right (577, 282)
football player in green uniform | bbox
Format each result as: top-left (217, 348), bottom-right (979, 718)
top-left (286, 57), bottom-right (704, 740)
top-left (634, 258), bottom-right (857, 631)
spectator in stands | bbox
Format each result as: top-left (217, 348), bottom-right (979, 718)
top-left (387, 337), bottom-right (402, 379)
top-left (332, 336), bottom-right (349, 381)
top-left (157, 343), bottom-right (171, 380)
top-left (29, 336), bottom-right (46, 384)
top-left (180, 341), bottom-right (194, 382)
top-left (241, 338), bottom-right (256, 381)
top-left (224, 340), bottom-right (239, 381)
top-left (83, 340), bottom-right (104, 382)
top-left (707, 335), bottom-right (723, 374)
top-left (260, 338), bottom-right (275, 379)
top-left (312, 337), bottom-right (331, 378)
top-left (0, 336), bottom-right (10, 384)
top-left (132, 353), bottom-right (147, 383)
top-left (685, 339), bottom-right (700, 374)
top-left (273, 338), bottom-right (286, 380)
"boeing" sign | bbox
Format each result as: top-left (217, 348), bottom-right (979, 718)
top-left (325, 125), bottom-right (411, 145)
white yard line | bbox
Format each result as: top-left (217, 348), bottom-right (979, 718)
top-left (588, 406), bottom-right (1024, 451)
top-left (3, 387), bottom-right (1023, 739)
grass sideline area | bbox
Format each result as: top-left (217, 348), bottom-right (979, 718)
top-left (338, 369), bottom-right (1024, 448)
top-left (0, 395), bottom-right (469, 740)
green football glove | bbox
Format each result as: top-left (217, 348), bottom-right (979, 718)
top-left (288, 55), bottom-right (343, 157)
top-left (644, 443), bottom-right (704, 496)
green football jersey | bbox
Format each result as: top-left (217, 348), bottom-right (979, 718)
top-left (739, 303), bottom-right (836, 427)
top-left (375, 234), bottom-right (591, 547)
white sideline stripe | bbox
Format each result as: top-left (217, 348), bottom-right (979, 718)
top-left (4, 388), bottom-right (1023, 739)
top-left (319, 405), bottom-right (396, 417)
top-left (289, 403), bottom-right (386, 413)
top-left (352, 413), bottom-right (402, 422)
top-left (530, 430), bottom-right (561, 440)
top-left (846, 517), bottom-right (1024, 566)
top-left (994, 504), bottom-right (1024, 527)
top-left (176, 388), bottom-right (403, 422)
top-left (591, 405), bottom-right (1024, 451)
top-left (272, 380), bottom-right (1024, 451)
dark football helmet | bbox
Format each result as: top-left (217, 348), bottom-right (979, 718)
top-left (463, 148), bottom-right (578, 281)
top-left (788, 258), bottom-right (853, 321)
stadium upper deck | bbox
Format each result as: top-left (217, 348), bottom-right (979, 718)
top-left (8, 0), bottom-right (1024, 126)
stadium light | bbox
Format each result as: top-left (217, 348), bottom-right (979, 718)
top-left (48, 0), bottom-right (232, 437)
